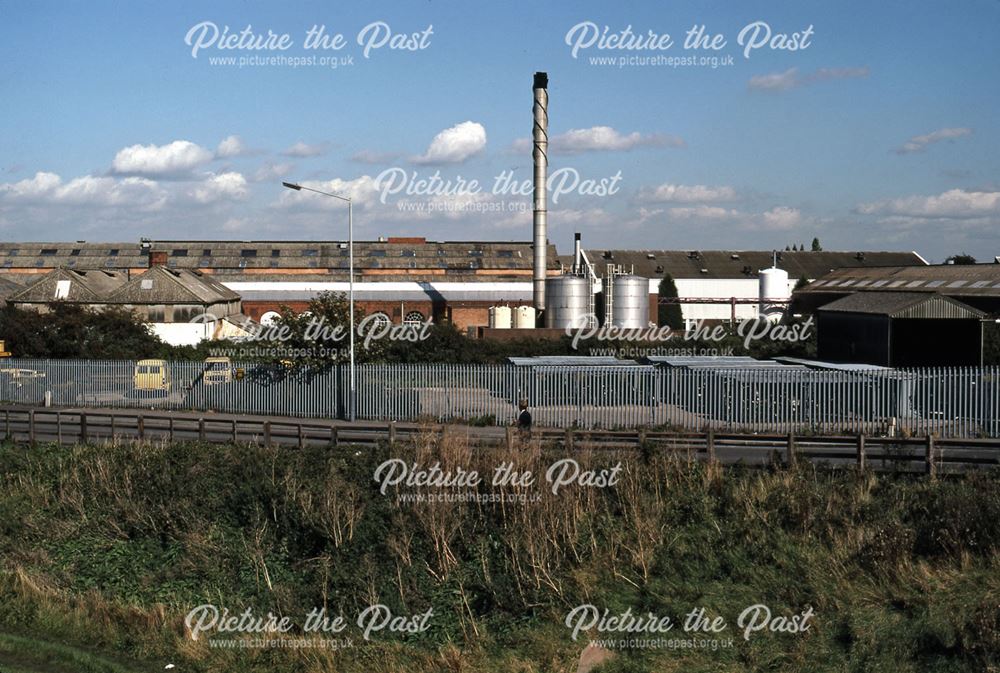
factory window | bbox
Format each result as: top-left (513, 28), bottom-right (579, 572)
top-left (168, 260), bottom-right (178, 268)
top-left (108, 249), bottom-right (119, 256)
top-left (400, 249), bottom-right (416, 257)
top-left (239, 259), bottom-right (248, 268)
top-left (70, 249), bottom-right (81, 256)
top-left (67, 260), bottom-right (77, 268)
top-left (368, 312), bottom-right (391, 327)
top-left (6, 249), bottom-right (18, 256)
top-left (498, 250), bottom-right (514, 258)
top-left (202, 248), bottom-right (212, 257)
top-left (308, 260), bottom-right (318, 268)
top-left (404, 310), bottom-right (425, 325)
top-left (2, 261), bottom-right (10, 268)
top-left (241, 249), bottom-right (257, 257)
top-left (34, 259), bottom-right (44, 267)
top-left (105, 259), bottom-right (116, 267)
top-left (269, 260), bottom-right (279, 268)
top-left (369, 249), bottom-right (386, 257)
top-left (271, 249), bottom-right (281, 257)
top-left (437, 249), bottom-right (447, 256)
top-left (40, 248), bottom-right (57, 256)
top-left (303, 248), bottom-right (319, 257)
top-left (172, 249), bottom-right (188, 257)
top-left (468, 250), bottom-right (483, 257)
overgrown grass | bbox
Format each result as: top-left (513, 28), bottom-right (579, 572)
top-left (0, 436), bottom-right (997, 672)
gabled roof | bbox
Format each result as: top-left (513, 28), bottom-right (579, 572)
top-left (818, 292), bottom-right (985, 319)
top-left (0, 276), bottom-right (23, 300)
top-left (105, 267), bottom-right (241, 305)
top-left (9, 268), bottom-right (129, 303)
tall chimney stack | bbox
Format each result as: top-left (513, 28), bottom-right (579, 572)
top-left (532, 71), bottom-right (549, 311)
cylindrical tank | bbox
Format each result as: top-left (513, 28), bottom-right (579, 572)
top-left (513, 305), bottom-right (536, 329)
top-left (488, 305), bottom-right (512, 329)
top-left (758, 267), bottom-right (790, 321)
top-left (544, 275), bottom-right (591, 329)
top-left (611, 275), bottom-right (650, 329)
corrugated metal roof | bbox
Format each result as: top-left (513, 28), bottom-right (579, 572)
top-left (507, 356), bottom-right (644, 367)
top-left (570, 249), bottom-right (925, 280)
top-left (818, 292), bottom-right (985, 319)
top-left (798, 264), bottom-right (1000, 297)
top-left (643, 355), bottom-right (806, 370)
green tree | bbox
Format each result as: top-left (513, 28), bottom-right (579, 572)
top-left (0, 304), bottom-right (166, 359)
top-left (793, 277), bottom-right (810, 292)
top-left (267, 291), bottom-right (387, 370)
top-left (946, 253), bottom-right (977, 265)
top-left (657, 273), bottom-right (684, 329)
top-left (811, 237), bottom-right (822, 252)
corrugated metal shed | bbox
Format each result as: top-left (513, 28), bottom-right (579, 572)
top-left (818, 292), bottom-right (985, 319)
top-left (644, 355), bottom-right (806, 369)
top-left (800, 264), bottom-right (1000, 297)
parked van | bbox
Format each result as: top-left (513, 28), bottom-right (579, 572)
top-left (134, 359), bottom-right (171, 391)
top-left (203, 357), bottom-right (233, 385)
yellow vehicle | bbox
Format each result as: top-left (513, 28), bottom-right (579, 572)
top-left (203, 357), bottom-right (233, 385)
top-left (134, 359), bottom-right (172, 391)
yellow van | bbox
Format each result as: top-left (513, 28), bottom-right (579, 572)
top-left (203, 356), bottom-right (232, 385)
top-left (134, 359), bottom-right (172, 391)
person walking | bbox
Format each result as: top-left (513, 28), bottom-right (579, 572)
top-left (516, 399), bottom-right (532, 435)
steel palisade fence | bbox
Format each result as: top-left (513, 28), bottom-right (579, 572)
top-left (0, 359), bottom-right (997, 438)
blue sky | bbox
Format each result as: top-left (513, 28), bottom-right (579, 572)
top-left (1, 0), bottom-right (998, 262)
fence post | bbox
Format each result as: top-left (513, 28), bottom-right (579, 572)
top-left (110, 414), bottom-right (116, 441)
top-left (28, 410), bottom-right (35, 446)
top-left (565, 428), bottom-right (574, 451)
top-left (856, 434), bottom-right (866, 471)
top-left (4, 409), bottom-right (9, 440)
top-left (388, 421), bottom-right (396, 446)
top-left (638, 428), bottom-right (647, 447)
top-left (330, 425), bottom-right (338, 449)
top-left (80, 412), bottom-right (88, 444)
top-left (56, 412), bottom-right (62, 445)
top-left (137, 415), bottom-right (145, 441)
top-left (786, 431), bottom-right (797, 468)
top-left (264, 421), bottom-right (272, 448)
top-left (505, 426), bottom-right (514, 450)
top-left (298, 423), bottom-right (305, 449)
top-left (168, 417), bottom-right (174, 443)
top-left (198, 418), bottom-right (206, 442)
top-left (925, 434), bottom-right (936, 478)
top-left (232, 419), bottom-right (238, 444)
top-left (706, 428), bottom-right (716, 462)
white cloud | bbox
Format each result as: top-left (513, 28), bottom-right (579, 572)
top-left (215, 135), bottom-right (248, 158)
top-left (641, 183), bottom-right (736, 203)
top-left (351, 149), bottom-right (402, 164)
top-left (276, 175), bottom-right (381, 208)
top-left (512, 126), bottom-right (683, 154)
top-left (111, 140), bottom-right (213, 177)
top-left (281, 141), bottom-right (331, 158)
top-left (759, 206), bottom-right (803, 230)
top-left (668, 205), bottom-right (738, 220)
top-left (412, 121), bottom-right (487, 165)
top-left (1, 171), bottom-right (165, 209)
top-left (748, 66), bottom-right (870, 92)
top-left (252, 162), bottom-right (294, 183)
top-left (858, 189), bottom-right (1000, 219)
top-left (895, 127), bottom-right (972, 155)
top-left (191, 172), bottom-right (248, 204)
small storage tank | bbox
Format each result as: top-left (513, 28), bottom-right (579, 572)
top-left (488, 305), bottom-right (512, 329)
top-left (513, 305), bottom-right (536, 328)
top-left (544, 275), bottom-right (591, 329)
top-left (611, 275), bottom-right (650, 328)
top-left (758, 267), bottom-right (790, 321)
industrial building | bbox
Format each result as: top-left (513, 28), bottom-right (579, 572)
top-left (794, 263), bottom-right (1000, 314)
top-left (815, 292), bottom-right (986, 367)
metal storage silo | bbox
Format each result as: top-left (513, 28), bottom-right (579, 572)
top-left (611, 275), bottom-right (650, 328)
top-left (544, 275), bottom-right (591, 329)
top-left (758, 267), bottom-right (790, 321)
top-left (513, 305), bottom-right (536, 328)
top-left (489, 306), bottom-right (512, 329)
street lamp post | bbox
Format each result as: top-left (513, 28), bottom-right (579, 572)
top-left (282, 181), bottom-right (356, 421)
